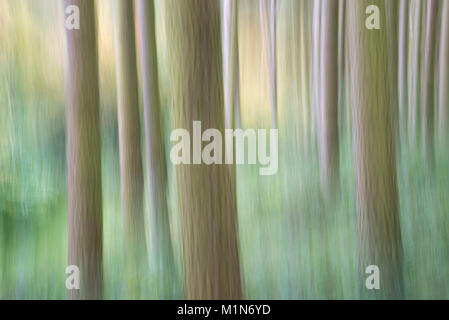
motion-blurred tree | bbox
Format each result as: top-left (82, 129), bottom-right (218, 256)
top-left (439, 0), bottom-right (449, 152)
top-left (348, 0), bottom-right (404, 299)
top-left (223, 0), bottom-right (242, 131)
top-left (166, 0), bottom-right (243, 299)
top-left (114, 0), bottom-right (147, 298)
top-left (398, 0), bottom-right (409, 141)
top-left (311, 0), bottom-right (321, 150)
top-left (136, 0), bottom-right (176, 298)
top-left (409, 0), bottom-right (422, 146)
top-left (386, 0), bottom-right (399, 140)
top-left (420, 0), bottom-right (438, 169)
top-left (65, 0), bottom-right (103, 300)
top-left (260, 0), bottom-right (277, 129)
top-left (319, 0), bottom-right (339, 198)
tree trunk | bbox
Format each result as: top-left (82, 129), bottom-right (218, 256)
top-left (409, 0), bottom-right (422, 145)
top-left (260, 0), bottom-right (277, 128)
top-left (338, 0), bottom-right (347, 138)
top-left (65, 0), bottom-right (103, 300)
top-left (114, 0), bottom-right (147, 298)
top-left (319, 0), bottom-right (339, 198)
top-left (439, 0), bottom-right (449, 151)
top-left (311, 0), bottom-right (322, 151)
top-left (348, 0), bottom-right (404, 299)
top-left (421, 0), bottom-right (438, 169)
top-left (344, 0), bottom-right (352, 141)
top-left (223, 0), bottom-right (242, 130)
top-left (299, 0), bottom-right (310, 152)
top-left (399, 0), bottom-right (409, 141)
top-left (165, 0), bottom-right (243, 299)
top-left (136, 0), bottom-right (176, 297)
top-left (386, 0), bottom-right (399, 141)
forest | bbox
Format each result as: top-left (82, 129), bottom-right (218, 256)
top-left (0, 0), bottom-right (448, 300)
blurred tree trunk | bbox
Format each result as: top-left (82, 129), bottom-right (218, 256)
top-left (348, 0), bottom-right (404, 299)
top-left (319, 0), bottom-right (339, 198)
top-left (136, 0), bottom-right (175, 297)
top-left (166, 0), bottom-right (243, 299)
top-left (298, 0), bottom-right (310, 152)
top-left (439, 0), bottom-right (449, 151)
top-left (409, 0), bottom-right (422, 145)
top-left (344, 0), bottom-right (352, 141)
top-left (421, 0), bottom-right (438, 169)
top-left (114, 0), bottom-right (147, 298)
top-left (338, 0), bottom-right (348, 139)
top-left (311, 0), bottom-right (322, 151)
top-left (65, 0), bottom-right (103, 300)
top-left (260, 0), bottom-right (277, 128)
top-left (386, 0), bottom-right (399, 140)
top-left (223, 0), bottom-right (241, 130)
top-left (399, 0), bottom-right (409, 141)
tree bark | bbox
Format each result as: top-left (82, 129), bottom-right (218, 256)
top-left (319, 0), bottom-right (339, 198)
top-left (65, 0), bottom-right (103, 300)
top-left (348, 0), bottom-right (404, 299)
top-left (165, 0), bottom-right (243, 299)
top-left (114, 0), bottom-right (147, 298)
top-left (421, 0), bottom-right (438, 169)
top-left (136, 0), bottom-right (176, 297)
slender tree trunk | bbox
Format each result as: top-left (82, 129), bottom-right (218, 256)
top-left (65, 0), bottom-right (103, 300)
top-left (409, 0), bottom-right (422, 145)
top-left (114, 0), bottom-right (147, 298)
top-left (344, 0), bottom-right (352, 141)
top-left (136, 0), bottom-right (176, 297)
top-left (223, 0), bottom-right (241, 130)
top-left (166, 0), bottom-right (243, 299)
top-left (399, 0), bottom-right (409, 141)
top-left (348, 0), bottom-right (404, 299)
top-left (299, 0), bottom-right (310, 152)
top-left (386, 0), bottom-right (400, 141)
top-left (338, 0), bottom-right (346, 137)
top-left (421, 0), bottom-right (438, 169)
top-left (439, 0), bottom-right (449, 151)
top-left (312, 0), bottom-right (322, 151)
top-left (260, 0), bottom-right (277, 128)
top-left (319, 0), bottom-right (339, 198)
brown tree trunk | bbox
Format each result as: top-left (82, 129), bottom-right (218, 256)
top-left (421, 0), bottom-right (438, 169)
top-left (136, 0), bottom-right (176, 297)
top-left (114, 0), bottom-right (147, 298)
top-left (165, 0), bottom-right (243, 299)
top-left (65, 0), bottom-right (103, 300)
top-left (439, 0), bottom-right (449, 151)
top-left (319, 0), bottom-right (339, 198)
top-left (348, 0), bottom-right (404, 299)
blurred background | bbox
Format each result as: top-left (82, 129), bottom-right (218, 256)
top-left (0, 0), bottom-right (449, 299)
